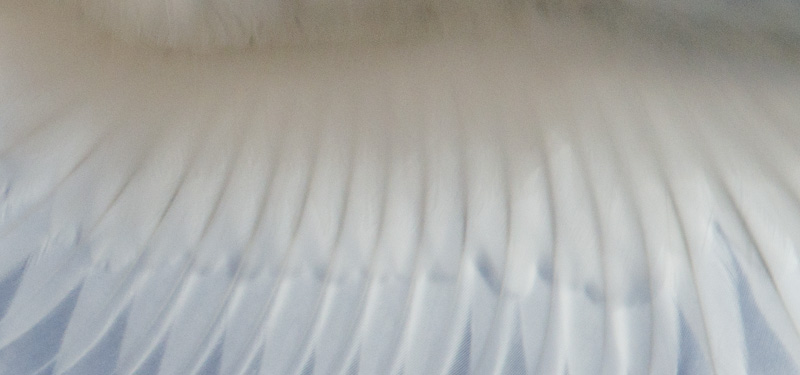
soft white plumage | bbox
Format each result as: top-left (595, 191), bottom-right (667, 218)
top-left (1, 0), bottom-right (799, 374)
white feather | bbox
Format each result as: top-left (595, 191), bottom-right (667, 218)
top-left (1, 0), bottom-right (800, 374)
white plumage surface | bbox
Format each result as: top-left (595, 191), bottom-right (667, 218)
top-left (1, 0), bottom-right (800, 374)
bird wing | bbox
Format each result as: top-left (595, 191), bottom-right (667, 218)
top-left (1, 1), bottom-right (800, 374)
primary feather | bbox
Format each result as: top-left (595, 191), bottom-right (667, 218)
top-left (0, 0), bottom-right (799, 374)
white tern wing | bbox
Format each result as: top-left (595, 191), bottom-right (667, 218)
top-left (1, 0), bottom-right (799, 374)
